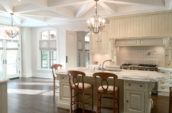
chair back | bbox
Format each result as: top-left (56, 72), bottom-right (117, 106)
top-left (170, 87), bottom-right (172, 113)
top-left (68, 70), bottom-right (85, 90)
top-left (51, 64), bottom-right (62, 78)
top-left (93, 72), bottom-right (118, 93)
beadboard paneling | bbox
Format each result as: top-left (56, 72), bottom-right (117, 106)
top-left (107, 11), bottom-right (172, 38)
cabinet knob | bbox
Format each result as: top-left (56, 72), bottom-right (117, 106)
top-left (128, 83), bottom-right (131, 86)
top-left (126, 100), bottom-right (129, 103)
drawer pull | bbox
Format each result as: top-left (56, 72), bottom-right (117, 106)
top-left (140, 85), bottom-right (143, 87)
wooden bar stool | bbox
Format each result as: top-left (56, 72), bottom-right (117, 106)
top-left (169, 87), bottom-right (172, 113)
top-left (93, 72), bottom-right (119, 113)
top-left (68, 70), bottom-right (94, 113)
top-left (51, 64), bottom-right (62, 97)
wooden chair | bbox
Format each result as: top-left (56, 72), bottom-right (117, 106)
top-left (169, 87), bottom-right (172, 113)
top-left (93, 72), bottom-right (119, 113)
top-left (51, 64), bottom-right (62, 97)
top-left (68, 70), bottom-right (93, 113)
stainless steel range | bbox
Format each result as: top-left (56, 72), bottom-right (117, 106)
top-left (120, 63), bottom-right (158, 71)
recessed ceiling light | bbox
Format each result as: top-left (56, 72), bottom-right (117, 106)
top-left (18, 0), bottom-right (21, 2)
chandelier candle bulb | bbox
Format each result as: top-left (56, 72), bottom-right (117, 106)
top-left (5, 13), bottom-right (19, 38)
top-left (87, 0), bottom-right (107, 34)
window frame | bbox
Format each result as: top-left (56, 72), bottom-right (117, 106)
top-left (39, 30), bottom-right (57, 69)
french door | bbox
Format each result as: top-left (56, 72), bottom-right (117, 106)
top-left (0, 39), bottom-right (21, 80)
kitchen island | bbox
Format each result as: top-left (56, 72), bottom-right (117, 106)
top-left (56, 67), bottom-right (165, 113)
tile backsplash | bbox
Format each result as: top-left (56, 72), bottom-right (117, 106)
top-left (117, 46), bottom-right (165, 66)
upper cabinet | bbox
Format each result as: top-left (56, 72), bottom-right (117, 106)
top-left (115, 37), bottom-right (167, 46)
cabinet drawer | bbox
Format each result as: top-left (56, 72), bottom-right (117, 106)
top-left (124, 81), bottom-right (147, 90)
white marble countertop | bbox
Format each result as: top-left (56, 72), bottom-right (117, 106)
top-left (56, 67), bottom-right (165, 82)
top-left (158, 67), bottom-right (172, 72)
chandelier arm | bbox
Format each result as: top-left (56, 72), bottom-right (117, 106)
top-left (95, 0), bottom-right (98, 16)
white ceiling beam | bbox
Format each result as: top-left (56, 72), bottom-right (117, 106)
top-left (99, 2), bottom-right (116, 14)
top-left (19, 0), bottom-right (47, 7)
top-left (105, 0), bottom-right (164, 6)
top-left (75, 2), bottom-right (95, 17)
top-left (48, 0), bottom-right (90, 7)
top-left (13, 4), bottom-right (45, 14)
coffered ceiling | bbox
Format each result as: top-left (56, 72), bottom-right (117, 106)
top-left (0, 0), bottom-right (171, 27)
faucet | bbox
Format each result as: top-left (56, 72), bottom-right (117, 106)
top-left (101, 59), bottom-right (113, 70)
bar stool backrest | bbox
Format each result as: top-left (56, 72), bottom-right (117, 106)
top-left (93, 72), bottom-right (118, 93)
top-left (68, 70), bottom-right (85, 90)
top-left (51, 64), bottom-right (62, 78)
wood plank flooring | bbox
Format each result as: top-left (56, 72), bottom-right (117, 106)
top-left (8, 78), bottom-right (68, 113)
top-left (7, 78), bottom-right (170, 113)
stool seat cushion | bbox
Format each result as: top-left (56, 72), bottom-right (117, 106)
top-left (98, 85), bottom-right (118, 92)
top-left (72, 83), bottom-right (91, 89)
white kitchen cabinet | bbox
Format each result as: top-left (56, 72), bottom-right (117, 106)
top-left (124, 80), bottom-right (152, 113)
top-left (158, 67), bottom-right (172, 96)
top-left (57, 75), bottom-right (70, 109)
top-left (125, 90), bottom-right (145, 113)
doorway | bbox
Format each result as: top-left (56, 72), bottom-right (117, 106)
top-left (0, 39), bottom-right (21, 80)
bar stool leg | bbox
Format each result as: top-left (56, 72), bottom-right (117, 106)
top-left (53, 78), bottom-right (55, 97)
top-left (97, 93), bottom-right (101, 113)
top-left (82, 92), bottom-right (85, 113)
top-left (92, 86), bottom-right (94, 111)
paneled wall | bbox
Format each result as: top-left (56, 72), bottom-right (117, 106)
top-left (91, 11), bottom-right (172, 65)
top-left (108, 11), bottom-right (172, 38)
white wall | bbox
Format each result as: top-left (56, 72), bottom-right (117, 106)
top-left (29, 25), bottom-right (87, 78)
top-left (21, 27), bottom-right (32, 77)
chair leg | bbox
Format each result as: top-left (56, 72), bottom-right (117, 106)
top-left (92, 86), bottom-right (94, 111)
top-left (97, 93), bottom-right (101, 113)
top-left (53, 78), bottom-right (55, 97)
top-left (82, 92), bottom-right (85, 113)
top-left (70, 89), bottom-right (73, 113)
top-left (113, 95), bottom-right (116, 113)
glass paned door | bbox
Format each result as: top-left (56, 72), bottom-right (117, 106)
top-left (6, 50), bottom-right (18, 78)
top-left (0, 39), bottom-right (20, 79)
top-left (6, 40), bottom-right (20, 79)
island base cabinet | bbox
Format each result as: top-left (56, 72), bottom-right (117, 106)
top-left (124, 80), bottom-right (154, 113)
top-left (0, 82), bottom-right (7, 113)
top-left (58, 76), bottom-right (70, 109)
top-left (124, 90), bottom-right (145, 113)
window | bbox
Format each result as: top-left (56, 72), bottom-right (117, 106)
top-left (40, 30), bottom-right (56, 69)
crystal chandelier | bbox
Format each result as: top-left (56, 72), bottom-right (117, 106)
top-left (87, 0), bottom-right (106, 34)
top-left (5, 13), bottom-right (19, 38)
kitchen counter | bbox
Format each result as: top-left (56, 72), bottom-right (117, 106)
top-left (56, 67), bottom-right (165, 113)
top-left (57, 67), bottom-right (165, 82)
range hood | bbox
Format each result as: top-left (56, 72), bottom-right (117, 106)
top-left (115, 37), bottom-right (167, 46)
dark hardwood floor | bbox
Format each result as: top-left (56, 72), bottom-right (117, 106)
top-left (8, 77), bottom-right (169, 113)
top-left (8, 78), bottom-right (69, 113)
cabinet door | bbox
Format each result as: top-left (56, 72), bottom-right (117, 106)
top-left (60, 82), bottom-right (70, 100)
top-left (125, 90), bottom-right (145, 113)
